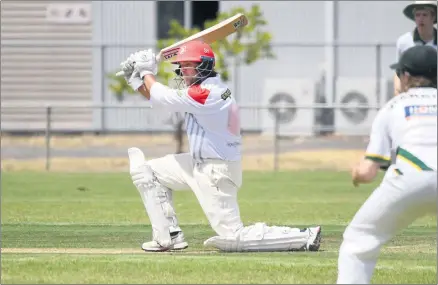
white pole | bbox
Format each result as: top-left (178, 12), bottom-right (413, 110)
top-left (324, 0), bottom-right (335, 106)
top-left (184, 1), bottom-right (191, 30)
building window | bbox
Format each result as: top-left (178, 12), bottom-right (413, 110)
top-left (156, 1), bottom-right (218, 40)
top-left (156, 1), bottom-right (184, 39)
top-left (192, 1), bottom-right (219, 30)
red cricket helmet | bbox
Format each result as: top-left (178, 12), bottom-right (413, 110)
top-left (171, 40), bottom-right (215, 65)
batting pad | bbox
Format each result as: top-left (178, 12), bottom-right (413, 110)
top-left (128, 147), bottom-right (175, 247)
top-left (203, 222), bottom-right (308, 252)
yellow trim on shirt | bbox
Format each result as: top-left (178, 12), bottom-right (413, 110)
top-left (395, 148), bottom-right (433, 171)
top-left (397, 155), bottom-right (422, 171)
top-left (364, 153), bottom-right (391, 162)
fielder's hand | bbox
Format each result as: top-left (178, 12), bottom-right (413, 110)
top-left (351, 164), bottom-right (360, 187)
top-left (132, 49), bottom-right (158, 78)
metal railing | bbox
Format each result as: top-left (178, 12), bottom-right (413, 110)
top-left (1, 41), bottom-right (396, 106)
top-left (1, 104), bottom-right (382, 171)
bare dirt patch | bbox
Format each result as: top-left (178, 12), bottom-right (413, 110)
top-left (1, 149), bottom-right (364, 172)
top-left (1, 134), bottom-right (274, 149)
top-left (243, 149), bottom-right (363, 171)
top-left (2, 133), bottom-right (365, 171)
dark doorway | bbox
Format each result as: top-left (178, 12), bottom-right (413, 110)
top-left (156, 1), bottom-right (184, 39)
top-left (191, 1), bottom-right (219, 30)
top-left (156, 1), bottom-right (219, 40)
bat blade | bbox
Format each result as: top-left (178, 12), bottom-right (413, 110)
top-left (159, 13), bottom-right (248, 62)
top-left (115, 13), bottom-right (248, 76)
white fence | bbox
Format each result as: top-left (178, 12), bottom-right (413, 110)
top-left (1, 104), bottom-right (382, 171)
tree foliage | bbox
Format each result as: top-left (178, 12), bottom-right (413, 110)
top-left (108, 4), bottom-right (275, 100)
top-left (106, 73), bottom-right (136, 102)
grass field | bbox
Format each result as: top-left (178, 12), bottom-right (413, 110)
top-left (1, 171), bottom-right (436, 284)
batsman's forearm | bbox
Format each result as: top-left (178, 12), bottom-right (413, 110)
top-left (143, 75), bottom-right (157, 91)
top-left (137, 75), bottom-right (157, 100)
top-left (137, 83), bottom-right (151, 100)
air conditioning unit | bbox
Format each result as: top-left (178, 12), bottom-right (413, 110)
top-left (334, 77), bottom-right (386, 136)
top-left (262, 78), bottom-right (316, 137)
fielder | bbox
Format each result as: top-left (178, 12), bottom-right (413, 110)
top-left (394, 0), bottom-right (437, 95)
top-left (119, 40), bottom-right (322, 252)
top-left (337, 45), bottom-right (437, 283)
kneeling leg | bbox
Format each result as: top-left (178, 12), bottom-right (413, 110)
top-left (204, 223), bottom-right (321, 252)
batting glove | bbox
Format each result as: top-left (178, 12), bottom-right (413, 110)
top-left (120, 53), bottom-right (136, 82)
top-left (132, 49), bottom-right (158, 79)
top-left (128, 71), bottom-right (144, 92)
top-left (118, 54), bottom-right (143, 91)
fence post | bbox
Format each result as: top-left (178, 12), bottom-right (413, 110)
top-left (45, 106), bottom-right (52, 171)
top-left (273, 111), bottom-right (279, 172)
top-left (375, 43), bottom-right (382, 106)
top-left (101, 45), bottom-right (106, 132)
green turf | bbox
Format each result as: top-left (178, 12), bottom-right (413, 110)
top-left (1, 171), bottom-right (436, 284)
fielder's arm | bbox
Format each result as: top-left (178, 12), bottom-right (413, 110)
top-left (352, 107), bottom-right (392, 186)
top-left (351, 159), bottom-right (380, 187)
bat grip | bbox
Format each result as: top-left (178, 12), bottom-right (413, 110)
top-left (115, 53), bottom-right (162, 77)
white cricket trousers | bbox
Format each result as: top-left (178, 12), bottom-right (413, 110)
top-left (147, 153), bottom-right (244, 237)
top-left (337, 165), bottom-right (437, 284)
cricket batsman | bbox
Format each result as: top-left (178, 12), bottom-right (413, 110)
top-left (119, 40), bottom-right (322, 252)
top-left (337, 45), bottom-right (437, 283)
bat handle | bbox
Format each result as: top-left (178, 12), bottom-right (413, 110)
top-left (155, 52), bottom-right (161, 63)
top-left (115, 53), bottom-right (162, 77)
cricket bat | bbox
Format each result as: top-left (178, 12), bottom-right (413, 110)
top-left (116, 13), bottom-right (248, 76)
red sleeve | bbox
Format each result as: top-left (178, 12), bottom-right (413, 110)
top-left (150, 82), bottom-right (219, 114)
top-left (188, 85), bottom-right (210, 105)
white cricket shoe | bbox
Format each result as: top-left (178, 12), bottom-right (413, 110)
top-left (305, 226), bottom-right (322, 251)
top-left (141, 231), bottom-right (188, 252)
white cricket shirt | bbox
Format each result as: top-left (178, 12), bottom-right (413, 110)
top-left (396, 28), bottom-right (437, 61)
top-left (365, 87), bottom-right (437, 171)
top-left (150, 75), bottom-right (241, 162)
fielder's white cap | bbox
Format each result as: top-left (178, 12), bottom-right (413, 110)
top-left (403, 0), bottom-right (437, 24)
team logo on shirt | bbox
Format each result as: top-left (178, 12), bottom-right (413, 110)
top-left (221, 89), bottom-right (231, 100)
top-left (404, 105), bottom-right (437, 119)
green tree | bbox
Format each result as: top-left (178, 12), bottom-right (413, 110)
top-left (157, 4), bottom-right (275, 83)
top-left (106, 73), bottom-right (136, 102)
top-left (107, 4), bottom-right (275, 100)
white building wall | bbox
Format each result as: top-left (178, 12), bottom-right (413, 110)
top-left (219, 1), bottom-right (327, 130)
top-left (92, 1), bottom-right (173, 131)
top-left (1, 1), bottom-right (93, 131)
top-left (2, 1), bottom-right (418, 132)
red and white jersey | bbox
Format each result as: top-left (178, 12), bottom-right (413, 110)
top-left (149, 75), bottom-right (241, 162)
